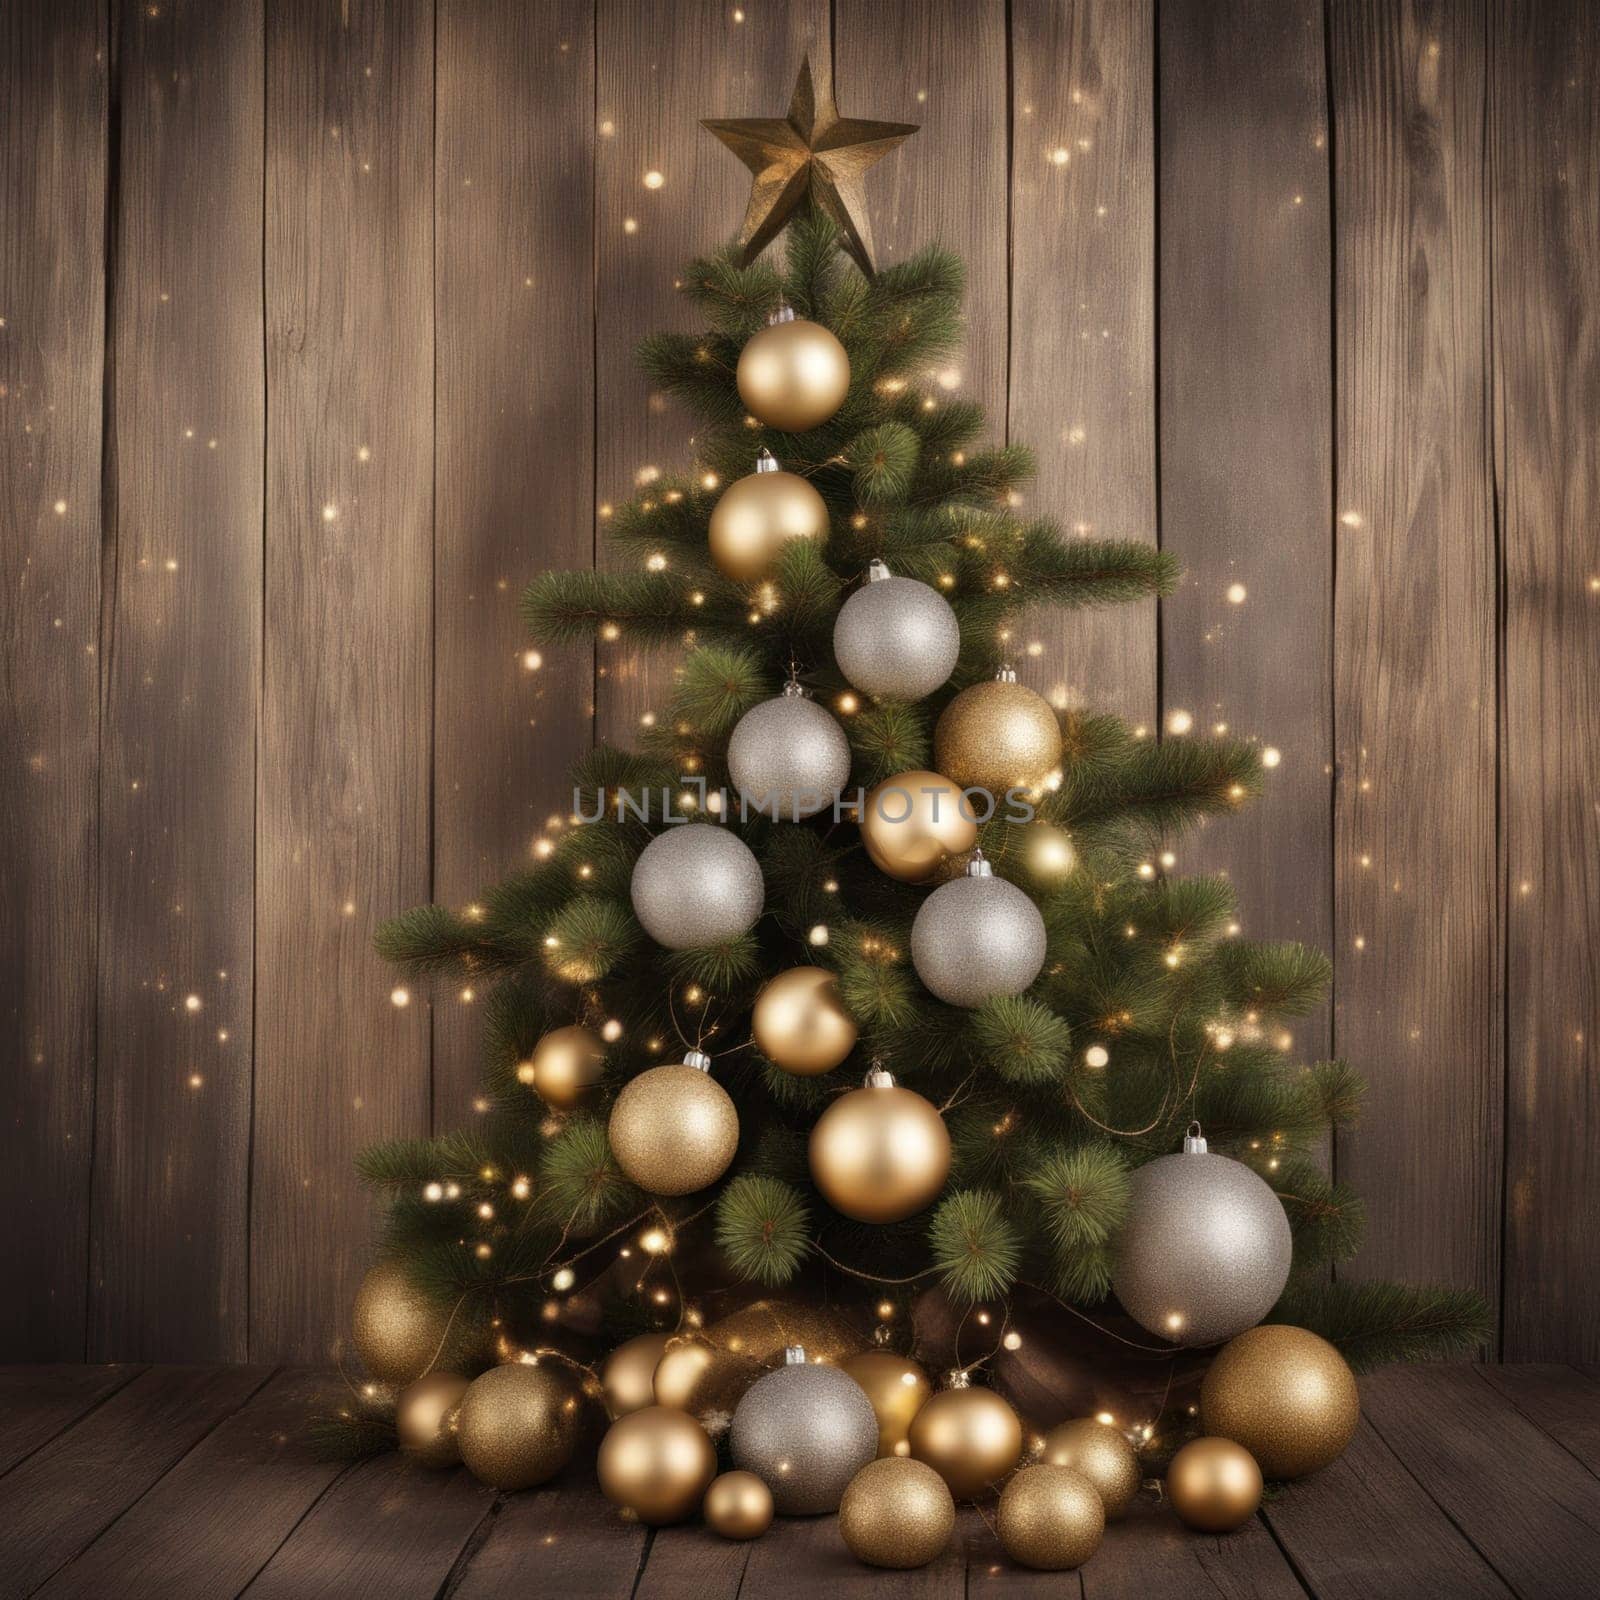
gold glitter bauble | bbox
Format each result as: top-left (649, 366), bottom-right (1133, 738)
top-left (455, 1362), bottom-right (583, 1491)
top-left (651, 1335), bottom-right (764, 1419)
top-left (1200, 1324), bottom-right (1360, 1479)
top-left (607, 1058), bottom-right (739, 1195)
top-left (704, 1470), bottom-right (774, 1540)
top-left (1166, 1436), bottom-right (1263, 1532)
top-left (351, 1261), bottom-right (484, 1386)
top-left (1040, 1417), bottom-right (1141, 1520)
top-left (842, 1351), bottom-right (932, 1457)
top-left (520, 1024), bottom-right (605, 1110)
top-left (395, 1371), bottom-right (470, 1469)
top-left (706, 1298), bottom-right (866, 1367)
top-left (859, 770), bottom-right (978, 884)
top-left (597, 1405), bottom-right (717, 1525)
top-left (752, 965), bottom-right (858, 1076)
top-left (907, 1377), bottom-right (1022, 1501)
top-left (839, 1456), bottom-right (955, 1569)
top-left (707, 455), bottom-right (829, 582)
top-left (601, 1332), bottom-right (673, 1420)
top-left (933, 674), bottom-right (1063, 795)
top-left (736, 315), bottom-right (850, 433)
top-left (997, 1464), bottom-right (1105, 1571)
top-left (809, 1069), bottom-right (951, 1224)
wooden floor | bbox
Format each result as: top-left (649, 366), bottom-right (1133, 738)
top-left (1, 1364), bottom-right (1597, 1599)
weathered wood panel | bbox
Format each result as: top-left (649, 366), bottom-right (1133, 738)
top-left (0, 0), bottom-right (106, 1361)
top-left (1330, 0), bottom-right (1499, 1317)
top-left (1158, 0), bottom-right (1333, 1001)
top-left (255, 0), bottom-right (436, 1361)
top-left (433, 1), bottom-right (595, 1123)
top-left (91, 0), bottom-right (262, 1363)
top-left (1010, 0), bottom-right (1156, 725)
top-left (593, 0), bottom-right (828, 744)
top-left (0, 1365), bottom-right (142, 1477)
top-left (1493, 0), bottom-right (1600, 1362)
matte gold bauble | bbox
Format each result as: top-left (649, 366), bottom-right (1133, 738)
top-left (859, 771), bottom-right (978, 884)
top-left (907, 1374), bottom-right (1023, 1500)
top-left (519, 1023), bottom-right (605, 1110)
top-left (839, 1456), bottom-right (956, 1569)
top-left (651, 1335), bottom-right (764, 1420)
top-left (997, 1464), bottom-right (1105, 1571)
top-left (842, 1351), bottom-right (932, 1457)
top-left (1040, 1417), bottom-right (1141, 1519)
top-left (704, 1470), bottom-right (774, 1540)
top-left (707, 451), bottom-right (830, 581)
top-left (395, 1371), bottom-right (470, 1469)
top-left (351, 1261), bottom-right (483, 1386)
top-left (808, 1068), bottom-right (951, 1224)
top-left (707, 1298), bottom-right (866, 1368)
top-left (455, 1362), bottom-right (583, 1490)
top-left (1165, 1436), bottom-right (1263, 1532)
top-left (1200, 1324), bottom-right (1360, 1479)
top-left (607, 1052), bottom-right (739, 1196)
top-left (601, 1332), bottom-right (673, 1420)
top-left (753, 965), bottom-right (858, 1076)
top-left (597, 1405), bottom-right (717, 1525)
top-left (933, 669), bottom-right (1064, 795)
top-left (736, 312), bottom-right (851, 432)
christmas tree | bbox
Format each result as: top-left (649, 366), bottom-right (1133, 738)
top-left (330, 60), bottom-right (1485, 1519)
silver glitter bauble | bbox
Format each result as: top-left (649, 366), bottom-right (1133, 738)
top-left (909, 853), bottom-right (1046, 1007)
top-left (729, 1346), bottom-right (880, 1514)
top-left (630, 824), bottom-right (764, 950)
top-left (727, 681), bottom-right (852, 821)
top-left (1112, 1126), bottom-right (1293, 1347)
top-left (833, 560), bottom-right (961, 701)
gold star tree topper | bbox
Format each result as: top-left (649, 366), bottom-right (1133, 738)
top-left (703, 54), bottom-right (918, 278)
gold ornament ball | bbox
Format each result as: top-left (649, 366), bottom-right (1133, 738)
top-left (703, 1470), bottom-right (774, 1540)
top-left (521, 1023), bottom-right (605, 1110)
top-left (395, 1371), bottom-right (470, 1469)
top-left (1166, 1436), bottom-right (1263, 1532)
top-left (842, 1351), bottom-right (932, 1457)
top-left (651, 1335), bottom-right (764, 1419)
top-left (753, 966), bottom-right (858, 1076)
top-left (597, 1405), bottom-right (717, 1525)
top-left (352, 1261), bottom-right (483, 1386)
top-left (934, 677), bottom-right (1064, 795)
top-left (859, 771), bottom-right (978, 884)
top-left (997, 1464), bottom-right (1105, 1571)
top-left (707, 460), bottom-right (830, 582)
top-left (809, 1072), bottom-right (951, 1224)
top-left (839, 1456), bottom-right (956, 1570)
top-left (1201, 1324), bottom-right (1360, 1479)
top-left (601, 1332), bottom-right (673, 1420)
top-left (607, 1061), bottom-right (740, 1195)
top-left (907, 1378), bottom-right (1023, 1501)
top-left (736, 316), bottom-right (851, 433)
top-left (1040, 1417), bottom-right (1141, 1520)
top-left (455, 1362), bottom-right (584, 1491)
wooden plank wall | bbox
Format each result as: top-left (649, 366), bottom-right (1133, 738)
top-left (0, 0), bottom-right (1594, 1363)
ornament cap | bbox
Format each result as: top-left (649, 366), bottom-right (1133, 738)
top-left (865, 558), bottom-right (892, 583)
top-left (768, 302), bottom-right (797, 325)
top-left (683, 1048), bottom-right (713, 1073)
top-left (755, 449), bottom-right (780, 474)
top-left (865, 1064), bottom-right (896, 1089)
top-left (965, 849), bottom-right (995, 879)
top-left (995, 664), bottom-right (1019, 684)
top-left (947, 1367), bottom-right (972, 1389)
top-left (781, 675), bottom-right (808, 699)
top-left (1183, 1120), bottom-right (1208, 1154)
top-left (783, 1344), bottom-right (808, 1365)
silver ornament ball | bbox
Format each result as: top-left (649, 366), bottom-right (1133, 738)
top-left (833, 561), bottom-right (961, 701)
top-left (630, 824), bottom-right (765, 950)
top-left (1112, 1128), bottom-right (1293, 1347)
top-left (728, 684), bottom-right (852, 821)
top-left (730, 1346), bottom-right (880, 1514)
top-left (910, 854), bottom-right (1047, 1007)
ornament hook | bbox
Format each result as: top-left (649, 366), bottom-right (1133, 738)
top-left (755, 449), bottom-right (780, 474)
top-left (684, 1048), bottom-right (713, 1073)
top-left (783, 1344), bottom-right (808, 1365)
top-left (1183, 1121), bottom-right (1208, 1154)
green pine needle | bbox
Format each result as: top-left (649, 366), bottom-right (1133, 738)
top-left (542, 1117), bottom-right (637, 1233)
top-left (716, 1175), bottom-right (811, 1286)
top-left (971, 995), bottom-right (1073, 1085)
top-left (1271, 1278), bottom-right (1492, 1371)
top-left (928, 1190), bottom-right (1022, 1301)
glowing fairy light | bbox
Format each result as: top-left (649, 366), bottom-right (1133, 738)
top-left (390, 987), bottom-right (410, 1007)
top-left (1084, 1045), bottom-right (1109, 1069)
top-left (1166, 709), bottom-right (1193, 735)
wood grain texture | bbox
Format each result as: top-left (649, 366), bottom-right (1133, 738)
top-left (739, 1505), bottom-right (965, 1598)
top-left (1473, 1363), bottom-right (1600, 1474)
top-left (0, 1365), bottom-right (142, 1478)
top-left (1158, 0), bottom-right (1333, 984)
top-left (254, 0), bottom-right (436, 1362)
top-left (593, 0), bottom-right (827, 743)
top-left (432, 2), bottom-right (595, 1124)
top-left (91, 0), bottom-right (263, 1364)
top-left (633, 1523), bottom-right (749, 1600)
top-left (36, 1368), bottom-right (347, 1600)
top-left (0, 1363), bottom-right (271, 1600)
top-left (1009, 0), bottom-right (1157, 724)
top-left (0, 0), bottom-right (106, 1361)
top-left (1330, 0), bottom-right (1499, 1314)
top-left (1492, 0), bottom-right (1600, 1363)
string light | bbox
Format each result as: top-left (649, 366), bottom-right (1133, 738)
top-left (390, 987), bottom-right (410, 1007)
top-left (1166, 709), bottom-right (1193, 735)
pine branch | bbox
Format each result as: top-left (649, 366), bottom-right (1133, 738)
top-left (522, 569), bottom-right (705, 647)
top-left (928, 1189), bottom-right (1022, 1301)
top-left (849, 423), bottom-right (922, 504)
top-left (716, 1175), bottom-right (811, 1286)
top-left (971, 995), bottom-right (1073, 1085)
top-left (1271, 1278), bottom-right (1492, 1371)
